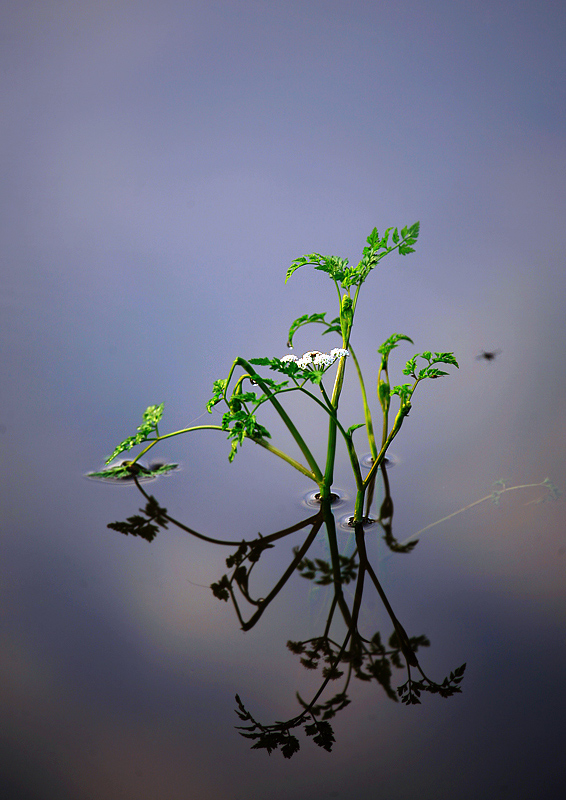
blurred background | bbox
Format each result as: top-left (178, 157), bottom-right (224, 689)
top-left (1, 1), bottom-right (565, 797)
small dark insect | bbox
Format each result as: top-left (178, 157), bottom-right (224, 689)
top-left (476, 349), bottom-right (501, 362)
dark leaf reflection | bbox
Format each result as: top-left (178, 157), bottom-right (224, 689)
top-left (103, 461), bottom-right (466, 758)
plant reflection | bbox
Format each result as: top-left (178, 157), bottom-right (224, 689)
top-left (104, 461), bottom-right (469, 758)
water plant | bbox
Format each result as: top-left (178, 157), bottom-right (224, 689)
top-left (89, 223), bottom-right (468, 755)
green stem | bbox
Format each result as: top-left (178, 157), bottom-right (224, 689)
top-left (322, 354), bottom-right (348, 493)
top-left (349, 345), bottom-right (377, 458)
top-left (251, 438), bottom-right (317, 482)
top-left (235, 357), bottom-right (324, 484)
top-left (130, 425), bottom-right (225, 464)
top-left (362, 407), bottom-right (407, 490)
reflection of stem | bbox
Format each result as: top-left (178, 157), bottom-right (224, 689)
top-left (355, 523), bottom-right (418, 667)
top-left (240, 515), bottom-right (324, 631)
top-left (399, 480), bottom-right (552, 548)
top-left (133, 477), bottom-right (321, 547)
top-left (321, 497), bottom-right (355, 630)
top-left (299, 534), bottom-right (366, 716)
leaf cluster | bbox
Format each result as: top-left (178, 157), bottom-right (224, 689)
top-left (284, 223), bottom-right (420, 289)
top-left (389, 351), bottom-right (459, 413)
top-left (221, 408), bottom-right (271, 462)
top-left (87, 460), bottom-right (178, 482)
top-left (106, 496), bottom-right (169, 543)
top-left (286, 312), bottom-right (341, 349)
top-left (378, 333), bottom-right (414, 366)
top-left (296, 689), bottom-right (350, 723)
top-left (105, 404), bottom-right (165, 464)
top-left (398, 662), bottom-right (466, 705)
top-left (294, 549), bottom-right (357, 586)
top-left (248, 356), bottom-right (328, 387)
top-left (287, 630), bottom-right (430, 703)
top-left (234, 695), bottom-right (334, 758)
top-left (210, 537), bottom-right (274, 603)
top-left (402, 351), bottom-right (460, 381)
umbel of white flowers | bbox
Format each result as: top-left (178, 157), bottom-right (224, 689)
top-left (281, 348), bottom-right (349, 370)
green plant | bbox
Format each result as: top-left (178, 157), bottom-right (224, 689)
top-left (90, 222), bottom-right (457, 515)
top-left (89, 223), bottom-right (466, 756)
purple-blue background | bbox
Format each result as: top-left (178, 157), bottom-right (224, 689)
top-left (1, 1), bottom-right (565, 798)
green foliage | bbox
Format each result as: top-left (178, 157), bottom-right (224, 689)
top-left (285, 222), bottom-right (420, 290)
top-left (87, 460), bottom-right (178, 482)
top-left (248, 356), bottom-right (321, 385)
top-left (92, 222), bottom-right (469, 757)
top-left (286, 312), bottom-right (328, 348)
top-left (206, 379), bottom-right (228, 412)
top-left (402, 351), bottom-right (460, 380)
top-left (105, 403), bottom-right (164, 464)
top-left (378, 333), bottom-right (414, 363)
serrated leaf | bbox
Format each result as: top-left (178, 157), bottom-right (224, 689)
top-left (105, 403), bottom-right (164, 464)
top-left (286, 312), bottom-right (327, 348)
top-left (285, 253), bottom-right (325, 283)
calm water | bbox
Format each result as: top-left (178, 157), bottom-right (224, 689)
top-left (2, 2), bottom-right (566, 798)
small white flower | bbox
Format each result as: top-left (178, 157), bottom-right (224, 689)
top-left (280, 354), bottom-right (298, 363)
top-left (297, 351), bottom-right (317, 368)
top-left (330, 348), bottom-right (349, 361)
top-left (313, 353), bottom-right (332, 368)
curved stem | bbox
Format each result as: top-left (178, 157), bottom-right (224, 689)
top-left (349, 345), bottom-right (377, 457)
top-left (130, 425), bottom-right (225, 464)
top-left (236, 357), bottom-right (324, 483)
top-left (250, 438), bottom-right (317, 482)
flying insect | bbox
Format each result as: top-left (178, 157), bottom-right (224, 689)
top-left (476, 349), bottom-right (501, 362)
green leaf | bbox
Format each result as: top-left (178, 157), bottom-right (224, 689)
top-left (286, 312), bottom-right (327, 349)
top-left (402, 355), bottom-right (418, 377)
top-left (391, 384), bottom-right (413, 404)
top-left (207, 379), bottom-right (228, 412)
top-left (425, 368), bottom-right (449, 379)
top-left (105, 403), bottom-right (164, 464)
top-left (431, 352), bottom-right (459, 369)
top-left (378, 333), bottom-right (414, 358)
top-left (365, 227), bottom-right (380, 249)
top-left (285, 253), bottom-right (325, 283)
top-left (87, 461), bottom-right (178, 482)
top-left (347, 422), bottom-right (366, 437)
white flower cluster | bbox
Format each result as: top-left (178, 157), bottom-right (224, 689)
top-left (281, 348), bottom-right (349, 370)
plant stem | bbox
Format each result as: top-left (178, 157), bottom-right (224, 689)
top-left (236, 357), bottom-right (324, 484)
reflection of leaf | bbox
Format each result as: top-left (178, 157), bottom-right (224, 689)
top-left (106, 496), bottom-right (169, 543)
top-left (397, 662), bottom-right (466, 705)
top-left (211, 575), bottom-right (231, 602)
top-left (295, 550), bottom-right (357, 585)
top-left (234, 694), bottom-right (334, 758)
